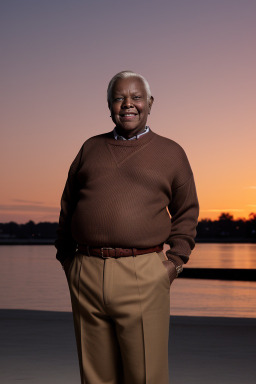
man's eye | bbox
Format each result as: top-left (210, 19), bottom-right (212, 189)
top-left (133, 96), bottom-right (141, 100)
top-left (114, 97), bottom-right (123, 102)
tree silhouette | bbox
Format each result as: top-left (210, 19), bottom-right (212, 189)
top-left (218, 212), bottom-right (234, 221)
top-left (249, 212), bottom-right (256, 222)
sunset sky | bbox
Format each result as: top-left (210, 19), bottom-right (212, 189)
top-left (1, 0), bottom-right (255, 223)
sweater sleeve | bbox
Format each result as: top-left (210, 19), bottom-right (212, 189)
top-left (55, 146), bottom-right (83, 265)
top-left (165, 173), bottom-right (199, 265)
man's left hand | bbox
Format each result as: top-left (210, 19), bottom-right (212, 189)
top-left (162, 259), bottom-right (178, 285)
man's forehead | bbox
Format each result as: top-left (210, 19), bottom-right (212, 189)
top-left (112, 77), bottom-right (146, 94)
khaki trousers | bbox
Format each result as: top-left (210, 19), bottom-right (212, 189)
top-left (67, 250), bottom-right (171, 384)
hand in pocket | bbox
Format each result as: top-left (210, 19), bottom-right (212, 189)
top-left (162, 260), bottom-right (177, 285)
top-left (62, 257), bottom-right (74, 280)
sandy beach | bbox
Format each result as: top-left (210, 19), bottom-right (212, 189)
top-left (0, 309), bottom-right (255, 384)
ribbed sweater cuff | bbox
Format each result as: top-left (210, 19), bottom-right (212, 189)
top-left (165, 251), bottom-right (184, 267)
top-left (166, 236), bottom-right (195, 264)
top-left (56, 250), bottom-right (76, 265)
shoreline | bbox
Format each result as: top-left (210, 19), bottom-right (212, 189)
top-left (1, 308), bottom-right (256, 324)
top-left (0, 309), bottom-right (255, 384)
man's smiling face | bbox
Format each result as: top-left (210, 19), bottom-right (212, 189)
top-left (109, 77), bottom-right (154, 139)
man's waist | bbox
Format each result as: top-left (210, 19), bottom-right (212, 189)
top-left (77, 244), bottom-right (164, 258)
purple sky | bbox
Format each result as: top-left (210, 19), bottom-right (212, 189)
top-left (1, 0), bottom-right (256, 222)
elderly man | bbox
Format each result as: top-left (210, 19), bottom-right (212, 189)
top-left (55, 70), bottom-right (199, 384)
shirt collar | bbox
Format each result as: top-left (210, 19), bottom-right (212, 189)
top-left (113, 126), bottom-right (150, 141)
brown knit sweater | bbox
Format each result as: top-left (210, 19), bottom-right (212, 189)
top-left (55, 128), bottom-right (199, 267)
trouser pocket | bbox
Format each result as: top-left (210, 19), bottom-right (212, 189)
top-left (155, 251), bottom-right (176, 286)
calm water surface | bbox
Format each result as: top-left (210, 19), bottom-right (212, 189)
top-left (0, 244), bottom-right (255, 318)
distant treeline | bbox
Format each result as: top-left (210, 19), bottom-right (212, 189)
top-left (0, 212), bottom-right (256, 242)
top-left (196, 212), bottom-right (256, 241)
top-left (0, 221), bottom-right (58, 240)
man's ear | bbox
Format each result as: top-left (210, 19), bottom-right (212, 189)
top-left (148, 96), bottom-right (154, 113)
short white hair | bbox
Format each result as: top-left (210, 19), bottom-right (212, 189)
top-left (107, 70), bottom-right (152, 106)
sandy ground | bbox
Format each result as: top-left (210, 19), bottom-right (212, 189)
top-left (0, 309), bottom-right (255, 384)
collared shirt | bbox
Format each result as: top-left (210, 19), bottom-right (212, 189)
top-left (113, 126), bottom-right (150, 140)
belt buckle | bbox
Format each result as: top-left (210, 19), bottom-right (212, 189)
top-left (100, 247), bottom-right (114, 259)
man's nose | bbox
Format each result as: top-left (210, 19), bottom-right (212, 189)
top-left (121, 97), bottom-right (133, 108)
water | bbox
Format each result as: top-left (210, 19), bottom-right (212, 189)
top-left (186, 243), bottom-right (256, 269)
top-left (0, 244), bottom-right (255, 318)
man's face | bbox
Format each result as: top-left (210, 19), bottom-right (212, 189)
top-left (109, 77), bottom-right (154, 138)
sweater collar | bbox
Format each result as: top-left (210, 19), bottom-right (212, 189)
top-left (105, 127), bottom-right (155, 147)
top-left (113, 126), bottom-right (150, 141)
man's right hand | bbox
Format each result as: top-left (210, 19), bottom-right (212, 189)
top-left (62, 257), bottom-right (74, 279)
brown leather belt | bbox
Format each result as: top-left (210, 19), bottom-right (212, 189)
top-left (77, 244), bottom-right (163, 258)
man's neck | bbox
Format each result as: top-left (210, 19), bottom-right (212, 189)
top-left (114, 126), bottom-right (149, 140)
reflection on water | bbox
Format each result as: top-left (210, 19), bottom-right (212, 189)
top-left (170, 279), bottom-right (256, 318)
top-left (0, 244), bottom-right (255, 317)
top-left (174, 243), bottom-right (256, 269)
